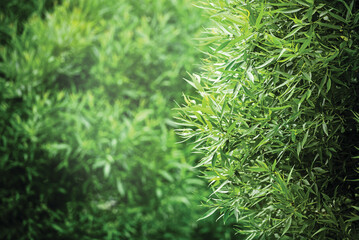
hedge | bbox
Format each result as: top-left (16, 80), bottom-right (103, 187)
top-left (178, 0), bottom-right (359, 239)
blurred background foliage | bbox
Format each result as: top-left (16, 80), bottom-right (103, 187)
top-left (0, 0), bottom-right (235, 239)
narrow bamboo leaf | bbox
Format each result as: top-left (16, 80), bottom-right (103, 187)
top-left (255, 58), bottom-right (275, 69)
top-left (337, 0), bottom-right (352, 18)
top-left (216, 40), bottom-right (231, 52)
top-left (190, 105), bottom-right (214, 114)
top-left (256, 160), bottom-right (268, 170)
top-left (326, 50), bottom-right (339, 62)
top-left (287, 166), bottom-right (295, 184)
top-left (291, 131), bottom-right (296, 142)
top-left (249, 166), bottom-right (267, 172)
top-left (232, 82), bottom-right (240, 99)
top-left (302, 130), bottom-right (309, 147)
top-left (227, 121), bottom-right (237, 134)
top-left (205, 114), bottom-right (219, 129)
top-left (318, 74), bottom-right (327, 96)
top-left (326, 77), bottom-right (332, 92)
top-left (225, 59), bottom-right (236, 71)
top-left (284, 26), bottom-right (304, 39)
top-left (223, 13), bottom-right (246, 25)
top-left (346, 215), bottom-right (359, 222)
top-left (247, 70), bottom-right (255, 83)
top-left (306, 89), bottom-right (312, 99)
top-left (211, 153), bottom-right (217, 167)
top-left (255, 3), bottom-right (265, 29)
top-left (254, 137), bottom-right (270, 150)
top-left (299, 35), bottom-right (312, 53)
top-left (282, 217), bottom-right (292, 236)
top-left (184, 78), bottom-right (197, 90)
top-left (198, 207), bottom-right (219, 221)
top-left (322, 121), bottom-right (328, 136)
top-left (243, 86), bottom-right (255, 99)
top-left (210, 180), bottom-right (230, 197)
top-left (303, 72), bottom-right (312, 82)
top-left (274, 173), bottom-right (288, 197)
top-left (313, 167), bottom-right (328, 174)
top-left (220, 149), bottom-right (229, 166)
top-left (317, 22), bottom-right (342, 30)
top-left (267, 105), bottom-right (291, 111)
top-left (279, 8), bottom-right (302, 14)
top-left (220, 97), bottom-right (228, 120)
top-left (192, 74), bottom-right (204, 92)
top-left (277, 48), bottom-right (287, 60)
top-left (296, 0), bottom-right (310, 7)
top-left (209, 97), bottom-right (221, 115)
top-left (272, 159), bottom-right (277, 171)
top-left (297, 142), bottom-right (302, 156)
top-left (332, 77), bottom-right (349, 88)
top-left (312, 227), bottom-right (329, 237)
top-left (328, 11), bottom-right (347, 23)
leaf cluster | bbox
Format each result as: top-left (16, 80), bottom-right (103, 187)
top-left (178, 0), bottom-right (359, 239)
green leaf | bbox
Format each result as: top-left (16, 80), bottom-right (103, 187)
top-left (212, 152), bottom-right (217, 167)
top-left (296, 0), bottom-right (310, 7)
top-left (302, 130), bottom-right (309, 147)
top-left (267, 105), bottom-right (291, 111)
top-left (243, 86), bottom-right (255, 99)
top-left (312, 227), bottom-right (329, 237)
top-left (297, 142), bottom-right (302, 156)
top-left (216, 40), bottom-right (231, 52)
top-left (117, 178), bottom-right (125, 196)
top-left (279, 8), bottom-right (302, 14)
top-left (159, 170), bottom-right (174, 182)
top-left (249, 166), bottom-right (267, 172)
top-left (322, 121), bottom-right (328, 136)
top-left (198, 207), bottom-right (219, 221)
top-left (247, 70), bottom-right (255, 83)
top-left (210, 180), bottom-right (230, 197)
top-left (298, 35), bottom-right (312, 53)
top-left (104, 163), bottom-right (111, 178)
top-left (284, 26), bottom-right (304, 39)
top-left (317, 22), bottom-right (342, 30)
top-left (272, 159), bottom-right (277, 171)
top-left (227, 121), bottom-right (237, 134)
top-left (326, 77), bottom-right (332, 92)
top-left (282, 217), bottom-right (292, 236)
top-left (328, 11), bottom-right (347, 23)
top-left (255, 3), bottom-right (265, 29)
top-left (255, 58), bottom-right (275, 69)
top-left (51, 224), bottom-right (64, 233)
top-left (346, 215), bottom-right (359, 222)
top-left (291, 131), bottom-right (296, 142)
top-left (287, 166), bottom-right (295, 184)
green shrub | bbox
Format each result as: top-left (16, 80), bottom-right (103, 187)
top-left (178, 0), bottom-right (359, 239)
top-left (0, 0), bottom-right (60, 46)
top-left (0, 0), bottom-right (235, 239)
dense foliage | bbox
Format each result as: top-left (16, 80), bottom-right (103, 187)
top-left (0, 0), bottom-right (235, 239)
top-left (178, 0), bottom-right (359, 239)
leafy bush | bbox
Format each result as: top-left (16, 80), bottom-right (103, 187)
top-left (0, 0), bottom-right (235, 239)
top-left (178, 0), bottom-right (359, 239)
top-left (0, 0), bottom-right (60, 46)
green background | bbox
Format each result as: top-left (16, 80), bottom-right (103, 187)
top-left (0, 0), bottom-right (235, 239)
